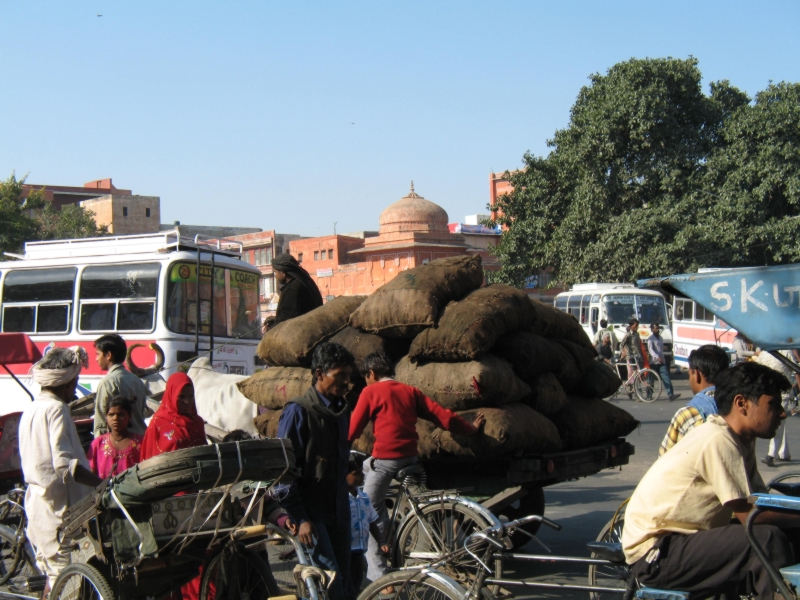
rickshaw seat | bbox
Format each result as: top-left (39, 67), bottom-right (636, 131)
top-left (750, 493), bottom-right (800, 512)
top-left (586, 541), bottom-right (625, 563)
top-left (769, 481), bottom-right (800, 498)
top-left (635, 588), bottom-right (690, 600)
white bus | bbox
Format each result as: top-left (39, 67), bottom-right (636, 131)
top-left (554, 283), bottom-right (673, 364)
top-left (0, 230), bottom-right (263, 416)
top-left (671, 297), bottom-right (737, 368)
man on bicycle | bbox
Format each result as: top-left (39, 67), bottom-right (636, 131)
top-left (623, 363), bottom-right (798, 600)
top-left (620, 320), bottom-right (648, 381)
top-left (659, 344), bottom-right (730, 455)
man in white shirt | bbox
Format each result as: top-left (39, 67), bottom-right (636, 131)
top-left (19, 347), bottom-right (103, 592)
top-left (623, 362), bottom-right (798, 600)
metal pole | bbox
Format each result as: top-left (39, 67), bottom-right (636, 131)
top-left (3, 364), bottom-right (34, 401)
top-left (195, 247), bottom-right (200, 358)
top-left (210, 251), bottom-right (215, 362)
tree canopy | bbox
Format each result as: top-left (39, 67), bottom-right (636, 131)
top-left (0, 172), bottom-right (108, 259)
top-left (489, 58), bottom-right (800, 288)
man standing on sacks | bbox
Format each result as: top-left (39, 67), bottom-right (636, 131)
top-left (18, 347), bottom-right (103, 593)
top-left (275, 342), bottom-right (355, 600)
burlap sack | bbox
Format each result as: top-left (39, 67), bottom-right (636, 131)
top-left (237, 367), bottom-right (314, 410)
top-left (528, 372), bottom-right (569, 416)
top-left (552, 340), bottom-right (597, 372)
top-left (253, 408), bottom-right (282, 438)
top-left (492, 331), bottom-right (561, 382)
top-left (328, 327), bottom-right (410, 364)
top-left (395, 355), bottom-right (531, 410)
top-left (409, 284), bottom-right (538, 362)
top-left (257, 296), bottom-right (366, 366)
top-left (416, 404), bottom-right (562, 460)
top-left (549, 396), bottom-right (639, 449)
top-left (529, 300), bottom-right (594, 349)
top-left (349, 255), bottom-right (484, 338)
top-left (573, 361), bottom-right (623, 399)
top-left (549, 341), bottom-right (582, 392)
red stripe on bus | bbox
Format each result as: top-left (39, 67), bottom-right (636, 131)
top-left (675, 326), bottom-right (737, 344)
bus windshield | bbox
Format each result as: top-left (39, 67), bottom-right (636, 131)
top-left (603, 294), bottom-right (669, 326)
top-left (166, 262), bottom-right (261, 339)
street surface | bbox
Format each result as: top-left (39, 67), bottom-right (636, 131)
top-left (503, 370), bottom-right (800, 599)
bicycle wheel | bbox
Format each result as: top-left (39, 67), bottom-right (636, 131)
top-left (200, 544), bottom-right (280, 600)
top-left (358, 570), bottom-right (467, 600)
top-left (393, 501), bottom-right (499, 580)
top-left (634, 369), bottom-right (662, 403)
top-left (51, 563), bottom-right (114, 600)
top-left (588, 505), bottom-right (631, 600)
top-left (0, 524), bottom-right (40, 589)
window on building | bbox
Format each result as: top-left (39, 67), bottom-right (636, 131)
top-left (261, 276), bottom-right (274, 297)
top-left (122, 206), bottom-right (128, 217)
top-left (1, 267), bottom-right (77, 333)
top-left (146, 208), bottom-right (151, 217)
top-left (314, 251), bottom-right (319, 261)
top-left (265, 248), bottom-right (273, 265)
top-left (322, 250), bottom-right (328, 260)
top-left (329, 248), bottom-right (334, 261)
top-left (298, 253), bottom-right (303, 263)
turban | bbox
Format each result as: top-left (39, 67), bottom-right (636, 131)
top-left (31, 346), bottom-right (88, 388)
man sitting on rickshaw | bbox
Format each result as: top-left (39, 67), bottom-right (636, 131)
top-left (623, 362), bottom-right (798, 600)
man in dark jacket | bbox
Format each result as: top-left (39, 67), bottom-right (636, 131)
top-left (276, 342), bottom-right (355, 600)
top-left (269, 253), bottom-right (323, 328)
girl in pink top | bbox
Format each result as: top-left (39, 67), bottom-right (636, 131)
top-left (87, 396), bottom-right (144, 478)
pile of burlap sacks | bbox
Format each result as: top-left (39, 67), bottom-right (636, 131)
top-left (238, 256), bottom-right (639, 463)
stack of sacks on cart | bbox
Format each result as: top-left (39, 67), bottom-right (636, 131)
top-left (237, 255), bottom-right (639, 461)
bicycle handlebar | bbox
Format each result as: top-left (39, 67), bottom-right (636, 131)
top-left (462, 514), bottom-right (561, 552)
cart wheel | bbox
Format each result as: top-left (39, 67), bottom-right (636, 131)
top-left (200, 543), bottom-right (279, 600)
top-left (492, 486), bottom-right (545, 548)
top-left (634, 369), bottom-right (662, 403)
top-left (588, 505), bottom-right (631, 600)
top-left (51, 563), bottom-right (114, 600)
top-left (359, 570), bottom-right (472, 600)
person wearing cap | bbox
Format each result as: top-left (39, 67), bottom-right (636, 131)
top-left (265, 253), bottom-right (323, 331)
top-left (18, 346), bottom-right (103, 593)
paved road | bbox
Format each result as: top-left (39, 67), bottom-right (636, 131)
top-left (503, 371), bottom-right (800, 599)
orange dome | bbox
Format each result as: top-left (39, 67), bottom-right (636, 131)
top-left (379, 182), bottom-right (449, 235)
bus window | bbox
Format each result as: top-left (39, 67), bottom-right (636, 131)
top-left (78, 263), bottom-right (160, 332)
top-left (166, 263), bottom-right (260, 339)
top-left (567, 295), bottom-right (581, 320)
top-left (580, 295), bottom-right (591, 324)
top-left (603, 294), bottom-right (637, 324)
top-left (1, 268), bottom-right (76, 334)
top-left (555, 296), bottom-right (568, 311)
top-left (674, 299), bottom-right (693, 321)
top-left (694, 303), bottom-right (715, 322)
top-left (637, 296), bottom-right (669, 325)
top-left (603, 294), bottom-right (669, 326)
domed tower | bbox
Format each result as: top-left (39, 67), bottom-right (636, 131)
top-left (364, 182), bottom-right (466, 247)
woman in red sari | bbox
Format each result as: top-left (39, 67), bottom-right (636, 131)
top-left (141, 372), bottom-right (206, 461)
top-left (141, 373), bottom-right (208, 600)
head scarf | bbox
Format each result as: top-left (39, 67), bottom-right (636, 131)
top-left (272, 253), bottom-right (324, 306)
top-left (140, 372), bottom-right (206, 460)
top-left (31, 346), bottom-right (88, 388)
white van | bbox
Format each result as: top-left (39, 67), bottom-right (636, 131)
top-left (554, 283), bottom-right (673, 365)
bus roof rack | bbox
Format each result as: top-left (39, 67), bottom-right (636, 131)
top-left (569, 283), bottom-right (636, 291)
top-left (22, 229), bottom-right (244, 261)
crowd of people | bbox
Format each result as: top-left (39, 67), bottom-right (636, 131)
top-left (14, 265), bottom-right (800, 600)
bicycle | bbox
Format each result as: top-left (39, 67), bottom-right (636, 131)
top-left (611, 360), bottom-right (662, 403)
top-left (0, 487), bottom-right (44, 595)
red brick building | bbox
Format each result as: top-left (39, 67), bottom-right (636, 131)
top-left (289, 184), bottom-right (475, 298)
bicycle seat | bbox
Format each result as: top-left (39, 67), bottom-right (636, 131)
top-left (397, 464), bottom-right (426, 480)
top-left (586, 541), bottom-right (626, 563)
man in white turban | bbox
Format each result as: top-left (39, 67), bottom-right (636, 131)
top-left (18, 346), bottom-right (103, 592)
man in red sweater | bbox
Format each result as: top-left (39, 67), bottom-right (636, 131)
top-left (348, 351), bottom-right (484, 581)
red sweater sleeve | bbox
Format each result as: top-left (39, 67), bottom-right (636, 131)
top-left (416, 390), bottom-right (476, 436)
top-left (348, 389), bottom-right (372, 442)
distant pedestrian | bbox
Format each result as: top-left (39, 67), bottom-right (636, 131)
top-left (732, 333), bottom-right (755, 365)
top-left (596, 332), bottom-right (614, 364)
top-left (755, 349), bottom-right (796, 466)
top-left (648, 323), bottom-right (680, 401)
top-left (269, 253), bottom-right (323, 328)
top-left (620, 319), bottom-right (648, 384)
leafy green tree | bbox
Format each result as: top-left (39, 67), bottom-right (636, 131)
top-left (490, 58), bottom-right (800, 288)
top-left (35, 201), bottom-right (108, 240)
top-left (0, 173), bottom-right (41, 259)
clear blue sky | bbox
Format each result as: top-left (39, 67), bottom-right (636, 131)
top-left (2, 1), bottom-right (799, 237)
